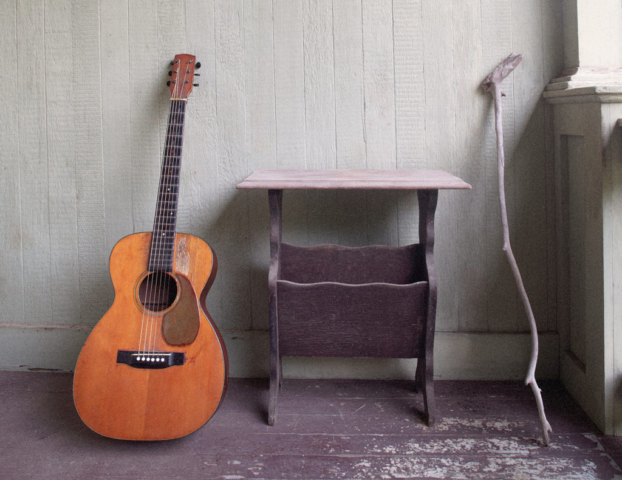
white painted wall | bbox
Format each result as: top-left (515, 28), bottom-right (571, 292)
top-left (0, 0), bottom-right (564, 378)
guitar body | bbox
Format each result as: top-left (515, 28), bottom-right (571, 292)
top-left (73, 232), bottom-right (228, 440)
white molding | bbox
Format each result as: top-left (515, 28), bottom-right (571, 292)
top-left (544, 67), bottom-right (622, 104)
top-left (0, 325), bottom-right (559, 380)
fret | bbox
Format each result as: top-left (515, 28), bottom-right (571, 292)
top-left (152, 233), bottom-right (176, 239)
top-left (151, 231), bottom-right (176, 237)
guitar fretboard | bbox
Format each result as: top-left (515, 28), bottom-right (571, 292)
top-left (149, 99), bottom-right (187, 272)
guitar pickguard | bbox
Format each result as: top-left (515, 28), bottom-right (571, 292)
top-left (162, 273), bottom-right (200, 345)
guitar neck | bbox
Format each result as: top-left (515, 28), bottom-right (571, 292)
top-left (149, 98), bottom-right (187, 272)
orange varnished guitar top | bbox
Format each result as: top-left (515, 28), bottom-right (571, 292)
top-left (73, 54), bottom-right (228, 440)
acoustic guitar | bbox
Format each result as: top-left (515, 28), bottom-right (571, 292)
top-left (74, 54), bottom-right (228, 440)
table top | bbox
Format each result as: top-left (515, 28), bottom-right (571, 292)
top-left (236, 169), bottom-right (471, 190)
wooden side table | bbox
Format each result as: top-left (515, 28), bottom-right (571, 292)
top-left (237, 169), bottom-right (471, 426)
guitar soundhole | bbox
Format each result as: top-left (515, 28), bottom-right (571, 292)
top-left (137, 272), bottom-right (178, 313)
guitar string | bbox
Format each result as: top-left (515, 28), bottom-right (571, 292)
top-left (153, 60), bottom-right (192, 354)
top-left (155, 83), bottom-right (184, 355)
top-left (152, 60), bottom-right (191, 355)
top-left (149, 81), bottom-right (181, 356)
top-left (147, 65), bottom-right (183, 357)
top-left (147, 59), bottom-right (191, 358)
top-left (137, 80), bottom-right (169, 359)
top-left (138, 58), bottom-right (182, 359)
top-left (146, 71), bottom-right (181, 358)
top-left (136, 87), bottom-right (171, 358)
top-left (140, 72), bottom-right (175, 358)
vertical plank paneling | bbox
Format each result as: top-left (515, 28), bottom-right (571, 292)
top-left (185, 0), bottom-right (221, 324)
top-left (157, 0), bottom-right (186, 229)
top-left (0, 0), bottom-right (24, 322)
top-left (393, 0), bottom-right (424, 246)
top-left (72, 0), bottom-right (108, 323)
top-left (274, 0), bottom-right (306, 170)
top-left (451, 0), bottom-right (486, 331)
top-left (215, 0), bottom-right (251, 330)
top-left (332, 0), bottom-right (367, 247)
top-left (303, 0), bottom-right (338, 246)
top-left (244, 0), bottom-right (276, 330)
top-left (0, 0), bottom-right (568, 374)
top-left (422, 0), bottom-right (457, 331)
top-left (513, 0), bottom-right (549, 331)
top-left (18, 0), bottom-right (51, 323)
top-left (303, 0), bottom-right (336, 170)
top-left (362, 0), bottom-right (397, 247)
top-left (542, 1), bottom-right (563, 332)
top-left (512, 0), bottom-right (547, 332)
top-left (101, 0), bottom-right (132, 256)
top-left (332, 0), bottom-right (365, 170)
top-left (129, 0), bottom-right (159, 233)
top-left (274, 0), bottom-right (307, 246)
top-left (45, 0), bottom-right (79, 324)
top-left (481, 0), bottom-right (519, 333)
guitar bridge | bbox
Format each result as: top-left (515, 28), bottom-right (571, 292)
top-left (116, 350), bottom-right (185, 369)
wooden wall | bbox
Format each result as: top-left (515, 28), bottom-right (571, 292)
top-left (0, 0), bottom-right (564, 378)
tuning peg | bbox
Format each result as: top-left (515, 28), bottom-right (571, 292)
top-left (170, 61), bottom-right (174, 66)
top-left (195, 62), bottom-right (201, 69)
top-left (194, 73), bottom-right (200, 76)
top-left (167, 81), bottom-right (171, 86)
top-left (193, 83), bottom-right (199, 87)
top-left (168, 71), bottom-right (172, 76)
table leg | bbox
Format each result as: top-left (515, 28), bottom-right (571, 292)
top-left (268, 189), bottom-right (283, 426)
top-left (418, 189), bottom-right (438, 427)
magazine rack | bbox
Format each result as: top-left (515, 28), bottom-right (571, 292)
top-left (237, 169), bottom-right (471, 426)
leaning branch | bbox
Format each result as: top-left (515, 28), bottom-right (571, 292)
top-left (482, 53), bottom-right (553, 446)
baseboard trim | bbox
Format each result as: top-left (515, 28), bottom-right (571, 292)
top-left (0, 325), bottom-right (559, 380)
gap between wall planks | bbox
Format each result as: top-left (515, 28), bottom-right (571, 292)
top-left (0, 0), bottom-right (564, 377)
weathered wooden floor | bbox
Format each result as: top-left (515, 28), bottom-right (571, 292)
top-left (1, 372), bottom-right (621, 479)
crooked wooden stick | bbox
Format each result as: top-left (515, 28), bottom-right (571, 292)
top-left (482, 54), bottom-right (553, 446)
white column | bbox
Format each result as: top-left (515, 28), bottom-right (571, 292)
top-left (546, 0), bottom-right (622, 435)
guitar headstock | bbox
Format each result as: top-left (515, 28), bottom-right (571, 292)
top-left (167, 53), bottom-right (200, 99)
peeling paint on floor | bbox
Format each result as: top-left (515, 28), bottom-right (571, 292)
top-left (1, 375), bottom-right (621, 479)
